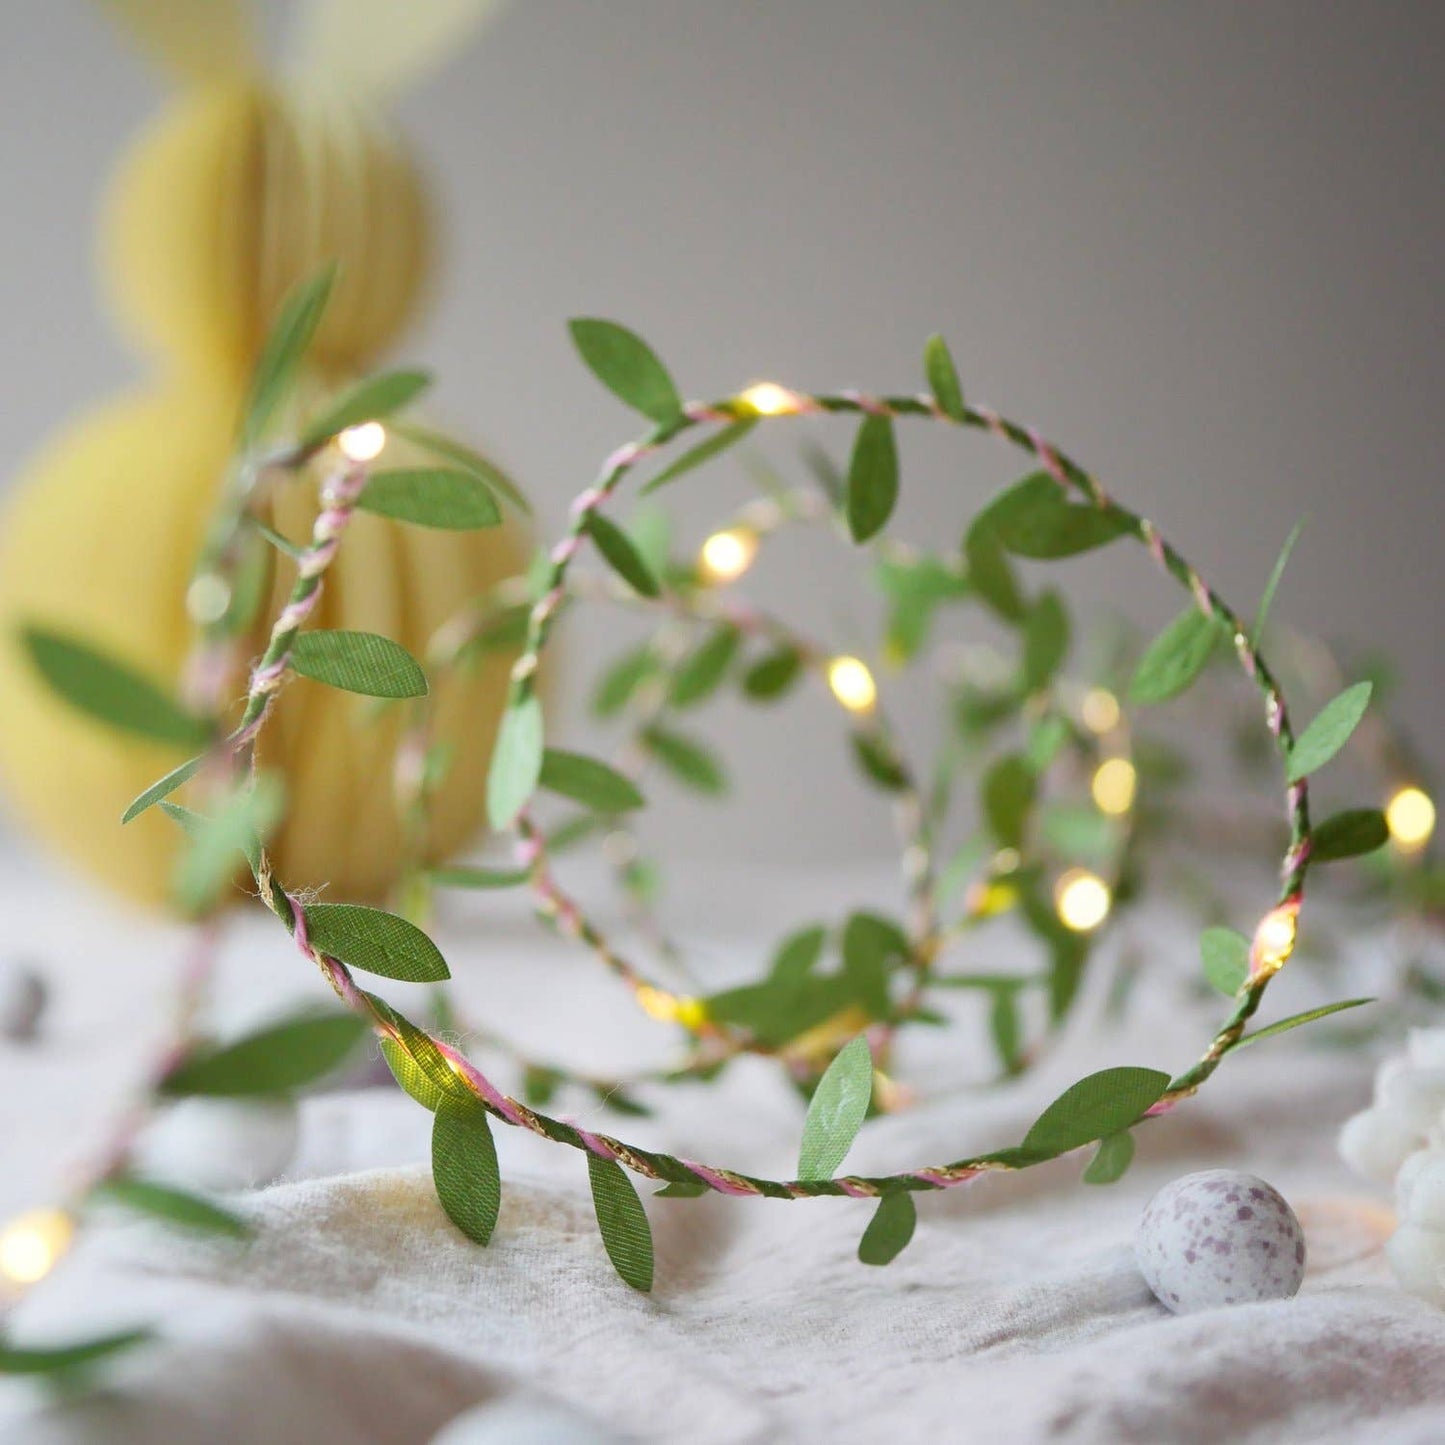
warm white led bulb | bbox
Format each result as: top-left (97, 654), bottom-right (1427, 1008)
top-left (698, 529), bottom-right (758, 584)
top-left (1055, 869), bottom-right (1111, 932)
top-left (337, 421), bottom-right (387, 462)
top-left (740, 382), bottom-right (796, 417)
top-left (1386, 786), bottom-right (1436, 853)
top-left (827, 656), bottom-right (878, 713)
top-left (1091, 758), bottom-right (1137, 817)
top-left (1081, 688), bottom-right (1121, 735)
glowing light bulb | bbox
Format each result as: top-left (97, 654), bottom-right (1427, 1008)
top-left (1081, 688), bottom-right (1121, 735)
top-left (337, 421), bottom-right (387, 462)
top-left (1251, 905), bottom-right (1298, 976)
top-left (1091, 757), bottom-right (1137, 817)
top-left (0, 1209), bottom-right (73, 1286)
top-left (739, 382), bottom-right (797, 416)
top-left (635, 985), bottom-right (681, 1024)
top-left (1055, 869), bottom-right (1111, 932)
top-left (828, 656), bottom-right (878, 713)
top-left (697, 528), bottom-right (757, 584)
top-left (1386, 786), bottom-right (1436, 854)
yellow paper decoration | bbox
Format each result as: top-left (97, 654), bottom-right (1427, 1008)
top-left (0, 2), bottom-right (524, 907)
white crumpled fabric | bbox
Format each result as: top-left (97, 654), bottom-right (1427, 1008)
top-left (2, 848), bottom-right (1443, 1444)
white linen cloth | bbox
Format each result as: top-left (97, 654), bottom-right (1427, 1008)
top-left (1, 846), bottom-right (1443, 1444)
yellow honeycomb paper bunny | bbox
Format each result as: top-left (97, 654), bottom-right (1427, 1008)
top-left (0, 0), bottom-right (529, 906)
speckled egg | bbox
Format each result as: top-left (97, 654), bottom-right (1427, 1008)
top-left (1135, 1169), bottom-right (1306, 1313)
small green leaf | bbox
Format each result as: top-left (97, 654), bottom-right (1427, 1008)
top-left (569, 318), bottom-right (683, 426)
top-left (742, 646), bottom-right (803, 701)
top-left (432, 1096), bottom-right (502, 1246)
top-left (386, 420), bottom-right (531, 514)
top-left (858, 1190), bottom-right (917, 1266)
top-left (160, 1011), bottom-right (367, 1097)
top-left (842, 912), bottom-right (906, 1019)
top-left (1236, 997), bottom-right (1373, 1049)
top-left (797, 1035), bottom-right (874, 1180)
top-left (654, 1181), bottom-right (708, 1198)
top-left (845, 414), bottom-right (899, 543)
top-left (1200, 926), bottom-right (1250, 995)
top-left (304, 903), bottom-right (449, 983)
top-left (290, 630), bottom-right (428, 700)
top-left (1252, 519), bottom-right (1304, 645)
top-left (91, 1177), bottom-right (252, 1238)
top-left (1287, 682), bottom-right (1373, 783)
top-left (538, 748), bottom-right (644, 813)
top-left (1021, 1066), bottom-right (1170, 1158)
top-left (1312, 807), bottom-right (1390, 863)
top-left (251, 518), bottom-right (308, 560)
top-left (123, 754), bottom-right (204, 824)
top-left (989, 987), bottom-right (1023, 1074)
top-left (982, 754), bottom-right (1035, 849)
top-left (381, 1036), bottom-right (450, 1111)
top-left (170, 775), bottom-right (284, 913)
top-left (21, 626), bottom-right (208, 747)
top-left (924, 334), bottom-right (965, 421)
top-left (357, 468), bottom-right (501, 530)
top-left (429, 865), bottom-right (530, 890)
top-left (592, 645), bottom-right (657, 718)
top-left (1130, 608), bottom-right (1220, 705)
top-left (642, 418), bottom-right (757, 494)
top-left (963, 528), bottom-right (1026, 621)
top-left (0, 1329), bottom-right (153, 1378)
top-left (1082, 1131), bottom-right (1135, 1185)
top-left (487, 693), bottom-right (546, 828)
top-left (974, 473), bottom-right (1133, 560)
top-left (670, 626), bottom-right (741, 708)
top-left (770, 924), bottom-right (828, 984)
top-left (240, 266), bottom-right (335, 447)
top-left (1022, 590), bottom-right (1070, 692)
top-left (585, 512), bottom-right (663, 597)
top-left (300, 369), bottom-right (432, 450)
top-left (587, 1154), bottom-right (654, 1292)
top-left (851, 732), bottom-right (909, 792)
top-left (641, 725), bottom-right (727, 795)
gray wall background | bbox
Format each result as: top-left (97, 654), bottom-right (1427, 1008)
top-left (2, 2), bottom-right (1442, 866)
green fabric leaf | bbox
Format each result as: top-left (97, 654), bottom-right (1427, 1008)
top-left (21, 626), bottom-right (208, 748)
top-left (642, 418), bottom-right (757, 494)
top-left (858, 1190), bottom-right (917, 1266)
top-left (123, 754), bottom-right (204, 824)
top-left (841, 912), bottom-right (906, 1019)
top-left (924, 334), bottom-right (965, 421)
top-left (974, 472), bottom-right (1133, 559)
top-left (538, 748), bottom-right (645, 813)
top-left (569, 318), bottom-right (683, 426)
top-left (585, 512), bottom-right (663, 597)
top-left (387, 420), bottom-right (531, 514)
top-left (963, 527), bottom-right (1026, 621)
top-left (587, 1154), bottom-right (655, 1292)
top-left (591, 645), bottom-right (657, 718)
top-left (1236, 997), bottom-right (1373, 1049)
top-left (770, 924), bottom-right (828, 984)
top-left (989, 987), bottom-right (1023, 1074)
top-left (982, 753), bottom-right (1035, 849)
top-left (1287, 682), bottom-right (1373, 783)
top-left (670, 626), bottom-right (741, 708)
top-left (239, 266), bottom-right (334, 447)
top-left (1130, 608), bottom-right (1220, 705)
top-left (429, 865), bottom-right (530, 890)
top-left (357, 468), bottom-right (501, 530)
top-left (851, 732), bottom-right (908, 792)
top-left (160, 1012), bottom-right (367, 1097)
top-left (845, 414), bottom-right (899, 543)
top-left (91, 1177), bottom-right (252, 1238)
top-left (370, 993), bottom-right (472, 1107)
top-left (654, 1181), bottom-right (708, 1198)
top-left (1021, 1066), bottom-right (1170, 1158)
top-left (432, 1096), bottom-right (502, 1246)
top-left (1312, 807), bottom-right (1390, 863)
top-left (797, 1035), bottom-right (874, 1180)
top-left (169, 775), bottom-right (284, 914)
top-left (487, 694), bottom-right (545, 827)
top-left (1200, 926), bottom-right (1250, 995)
top-left (1251, 519), bottom-right (1304, 645)
top-left (1082, 1131), bottom-right (1135, 1185)
top-left (742, 646), bottom-right (803, 701)
top-left (300, 369), bottom-right (432, 450)
top-left (0, 1329), bottom-right (153, 1378)
top-left (290, 629), bottom-right (428, 699)
top-left (381, 1036), bottom-right (450, 1111)
top-left (304, 903), bottom-right (449, 983)
top-left (1022, 590), bottom-right (1070, 692)
top-left (641, 725), bottom-right (727, 795)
